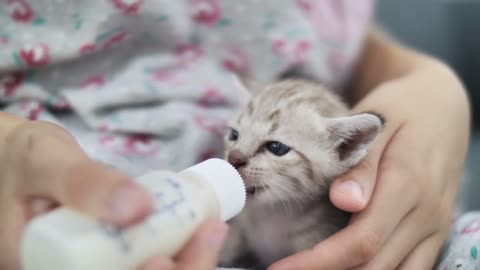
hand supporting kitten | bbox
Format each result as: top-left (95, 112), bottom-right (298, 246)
top-left (220, 79), bottom-right (383, 269)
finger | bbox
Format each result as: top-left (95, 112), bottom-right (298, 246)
top-left (9, 121), bottom-right (154, 226)
top-left (140, 257), bottom-right (176, 270)
top-left (359, 180), bottom-right (456, 270)
top-left (352, 208), bottom-right (429, 270)
top-left (269, 140), bottom-right (417, 270)
top-left (52, 160), bottom-right (154, 227)
top-left (397, 233), bottom-right (445, 270)
top-left (397, 188), bottom-right (454, 270)
top-left (330, 116), bottom-right (400, 213)
top-left (175, 219), bottom-right (229, 270)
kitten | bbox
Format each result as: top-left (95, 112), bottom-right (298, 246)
top-left (220, 79), bottom-right (384, 270)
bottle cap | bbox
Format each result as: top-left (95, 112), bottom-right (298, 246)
top-left (180, 158), bottom-right (246, 221)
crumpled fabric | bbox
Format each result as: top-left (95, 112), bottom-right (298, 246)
top-left (0, 0), bottom-right (377, 268)
top-left (0, 0), bottom-right (374, 176)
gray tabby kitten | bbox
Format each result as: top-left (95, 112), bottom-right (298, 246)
top-left (220, 79), bottom-right (384, 270)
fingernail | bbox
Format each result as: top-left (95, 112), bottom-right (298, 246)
top-left (206, 222), bottom-right (229, 250)
top-left (336, 180), bottom-right (365, 205)
top-left (106, 183), bottom-right (152, 225)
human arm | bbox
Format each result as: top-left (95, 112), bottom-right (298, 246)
top-left (270, 29), bottom-right (470, 270)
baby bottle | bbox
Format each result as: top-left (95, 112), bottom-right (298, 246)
top-left (21, 158), bottom-right (246, 270)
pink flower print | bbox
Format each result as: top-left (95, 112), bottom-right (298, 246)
top-left (222, 47), bottom-right (249, 74)
top-left (272, 39), bottom-right (312, 69)
top-left (194, 116), bottom-right (227, 139)
top-left (272, 39), bottom-right (287, 55)
top-left (148, 67), bottom-right (184, 87)
top-left (124, 135), bottom-right (158, 156)
top-left (462, 220), bottom-right (480, 235)
top-left (28, 106), bottom-right (44, 120)
top-left (197, 88), bottom-right (227, 107)
top-left (20, 101), bottom-right (43, 120)
top-left (100, 134), bottom-right (117, 145)
top-left (327, 49), bottom-right (347, 78)
top-left (152, 69), bottom-right (175, 82)
top-left (97, 125), bottom-right (110, 132)
top-left (175, 43), bottom-right (204, 65)
top-left (99, 135), bottom-right (123, 153)
top-left (100, 134), bottom-right (159, 156)
top-left (7, 0), bottom-right (34, 23)
top-left (297, 0), bottom-right (314, 13)
top-left (111, 0), bottom-right (144, 15)
top-left (19, 43), bottom-right (50, 67)
top-left (190, 0), bottom-right (221, 26)
top-left (0, 37), bottom-right (9, 45)
top-left (0, 72), bottom-right (24, 97)
top-left (81, 75), bottom-right (106, 89)
top-left (47, 97), bottom-right (71, 110)
top-left (102, 31), bottom-right (129, 49)
top-left (294, 40), bottom-right (311, 63)
top-left (79, 43), bottom-right (96, 55)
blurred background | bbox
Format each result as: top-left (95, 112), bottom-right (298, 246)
top-left (376, 0), bottom-right (480, 210)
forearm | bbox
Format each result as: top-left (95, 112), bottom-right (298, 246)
top-left (349, 29), bottom-right (468, 108)
top-left (349, 29), bottom-right (471, 174)
top-left (349, 29), bottom-right (470, 126)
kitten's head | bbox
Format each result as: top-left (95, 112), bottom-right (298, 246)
top-left (225, 79), bottom-right (384, 206)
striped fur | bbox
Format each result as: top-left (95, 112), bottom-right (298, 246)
top-left (220, 79), bottom-right (383, 269)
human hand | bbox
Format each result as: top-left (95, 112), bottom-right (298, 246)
top-left (140, 219), bottom-right (229, 270)
top-left (0, 118), bottom-right (229, 270)
top-left (0, 118), bottom-right (151, 269)
top-left (269, 62), bottom-right (470, 270)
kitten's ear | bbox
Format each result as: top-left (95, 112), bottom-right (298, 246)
top-left (232, 75), bottom-right (267, 107)
top-left (232, 75), bottom-right (266, 96)
top-left (326, 113), bottom-right (384, 167)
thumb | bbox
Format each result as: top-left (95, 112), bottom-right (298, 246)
top-left (139, 220), bottom-right (228, 270)
top-left (175, 220), bottom-right (229, 270)
top-left (12, 121), bottom-right (154, 227)
top-left (330, 122), bottom-right (400, 213)
top-left (330, 157), bottom-right (378, 213)
top-left (55, 160), bottom-right (155, 227)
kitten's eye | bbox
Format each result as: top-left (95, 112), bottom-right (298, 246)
top-left (266, 141), bottom-right (291, 156)
top-left (229, 129), bottom-right (239, 141)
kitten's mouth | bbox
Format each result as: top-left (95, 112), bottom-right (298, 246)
top-left (246, 185), bottom-right (267, 196)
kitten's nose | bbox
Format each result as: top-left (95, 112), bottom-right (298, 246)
top-left (228, 150), bottom-right (248, 169)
